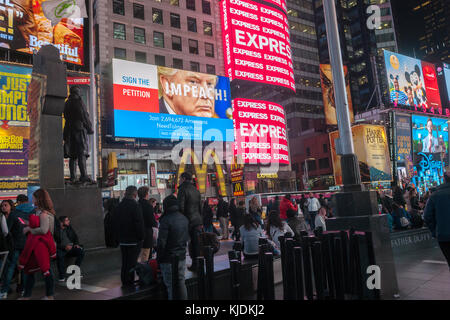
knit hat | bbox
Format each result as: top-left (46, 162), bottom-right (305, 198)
top-left (163, 194), bottom-right (178, 212)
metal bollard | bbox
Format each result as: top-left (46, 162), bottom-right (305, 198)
top-left (321, 233), bottom-right (335, 299)
top-left (293, 247), bottom-right (305, 300)
top-left (278, 235), bottom-right (288, 299)
top-left (257, 244), bottom-right (267, 300)
top-left (171, 255), bottom-right (179, 300)
top-left (333, 238), bottom-right (345, 300)
top-left (230, 259), bottom-right (241, 300)
top-left (204, 246), bottom-right (215, 300)
top-left (196, 257), bottom-right (206, 300)
top-left (264, 252), bottom-right (275, 300)
top-left (339, 230), bottom-right (350, 293)
top-left (301, 236), bottom-right (314, 300)
top-left (284, 238), bottom-right (296, 300)
top-left (350, 233), bottom-right (363, 299)
top-left (312, 241), bottom-right (325, 300)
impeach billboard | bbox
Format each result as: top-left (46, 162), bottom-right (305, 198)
top-left (113, 59), bottom-right (234, 141)
top-left (0, 0), bottom-right (84, 65)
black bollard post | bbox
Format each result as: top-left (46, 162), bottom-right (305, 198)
top-left (350, 233), bottom-right (363, 299)
top-left (321, 233), bottom-right (335, 299)
top-left (278, 235), bottom-right (288, 299)
top-left (230, 259), bottom-right (241, 300)
top-left (312, 241), bottom-right (325, 300)
top-left (171, 255), bottom-right (179, 300)
top-left (293, 247), bottom-right (305, 300)
top-left (284, 238), bottom-right (296, 300)
top-left (301, 236), bottom-right (314, 300)
top-left (196, 257), bottom-right (206, 300)
top-left (339, 230), bottom-right (350, 293)
top-left (333, 238), bottom-right (345, 300)
top-left (257, 244), bottom-right (267, 300)
top-left (204, 246), bottom-right (215, 300)
top-left (264, 252), bottom-right (275, 300)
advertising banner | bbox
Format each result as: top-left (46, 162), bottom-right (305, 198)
top-left (384, 50), bottom-right (446, 116)
top-left (320, 64), bottom-right (354, 125)
top-left (233, 98), bottom-right (289, 164)
top-left (0, 64), bottom-right (32, 189)
top-left (438, 63), bottom-right (450, 108)
top-left (330, 125), bottom-right (392, 185)
top-left (411, 115), bottom-right (448, 194)
top-left (221, 0), bottom-right (295, 91)
top-left (0, 0), bottom-right (84, 65)
top-left (395, 114), bottom-right (412, 164)
top-left (113, 59), bottom-right (234, 141)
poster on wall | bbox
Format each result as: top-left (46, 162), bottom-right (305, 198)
top-left (395, 114), bottom-right (413, 186)
top-left (320, 64), bottom-right (354, 125)
top-left (384, 50), bottom-right (445, 116)
top-left (113, 59), bottom-right (234, 141)
top-left (411, 115), bottom-right (449, 194)
top-left (330, 125), bottom-right (392, 185)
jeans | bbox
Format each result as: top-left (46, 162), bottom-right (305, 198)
top-left (1, 250), bottom-right (23, 294)
top-left (160, 259), bottom-right (187, 300)
top-left (188, 226), bottom-right (203, 267)
top-left (23, 269), bottom-right (54, 298)
top-left (309, 211), bottom-right (318, 230)
top-left (56, 247), bottom-right (85, 279)
top-left (219, 217), bottom-right (229, 239)
top-left (120, 244), bottom-right (141, 286)
top-left (438, 241), bottom-right (450, 269)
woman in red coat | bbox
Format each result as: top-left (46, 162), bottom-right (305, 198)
top-left (279, 194), bottom-right (298, 221)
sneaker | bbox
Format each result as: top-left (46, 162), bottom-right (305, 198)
top-left (0, 292), bottom-right (7, 300)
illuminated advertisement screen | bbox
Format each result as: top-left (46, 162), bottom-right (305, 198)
top-left (384, 50), bottom-right (445, 116)
top-left (0, 0), bottom-right (84, 65)
top-left (233, 98), bottom-right (289, 164)
top-left (113, 59), bottom-right (234, 141)
top-left (411, 115), bottom-right (449, 193)
top-left (0, 64), bottom-right (32, 189)
top-left (442, 63), bottom-right (450, 106)
top-left (221, 0), bottom-right (295, 91)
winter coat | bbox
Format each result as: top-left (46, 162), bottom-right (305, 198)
top-left (54, 225), bottom-right (80, 250)
top-left (279, 197), bottom-right (297, 220)
top-left (114, 198), bottom-right (145, 245)
top-left (177, 181), bottom-right (203, 228)
top-left (230, 206), bottom-right (245, 229)
top-left (424, 183), bottom-right (450, 241)
top-left (139, 199), bottom-right (158, 249)
top-left (216, 199), bottom-right (229, 218)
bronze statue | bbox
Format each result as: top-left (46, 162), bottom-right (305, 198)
top-left (63, 86), bottom-right (93, 183)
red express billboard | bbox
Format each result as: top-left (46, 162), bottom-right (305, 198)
top-left (233, 98), bottom-right (289, 164)
top-left (221, 0), bottom-right (295, 91)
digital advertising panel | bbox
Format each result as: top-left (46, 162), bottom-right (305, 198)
top-left (437, 63), bottom-right (450, 108)
top-left (411, 115), bottom-right (448, 194)
top-left (233, 98), bottom-right (289, 164)
top-left (330, 125), bottom-right (392, 185)
top-left (320, 64), bottom-right (354, 125)
top-left (113, 59), bottom-right (234, 141)
top-left (221, 0), bottom-right (295, 91)
top-left (395, 114), bottom-right (413, 187)
top-left (0, 0), bottom-right (84, 65)
top-left (384, 50), bottom-right (445, 115)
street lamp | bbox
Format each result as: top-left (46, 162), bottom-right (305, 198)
top-left (304, 157), bottom-right (315, 190)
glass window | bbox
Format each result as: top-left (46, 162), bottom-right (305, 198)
top-left (190, 61), bottom-right (200, 72)
top-left (113, 0), bottom-right (124, 15)
top-left (133, 3), bottom-right (144, 20)
top-left (203, 21), bottom-right (212, 36)
top-left (134, 27), bottom-right (146, 44)
top-left (187, 17), bottom-right (197, 32)
top-left (135, 51), bottom-right (147, 63)
top-left (152, 8), bottom-right (163, 24)
top-left (113, 23), bottom-right (126, 40)
top-left (186, 0), bottom-right (195, 11)
top-left (170, 13), bottom-right (180, 28)
top-left (206, 64), bottom-right (215, 74)
top-left (205, 43), bottom-right (214, 57)
top-left (170, 0), bottom-right (179, 6)
top-left (114, 47), bottom-right (126, 59)
top-left (173, 58), bottom-right (183, 69)
top-left (172, 35), bottom-right (182, 51)
top-left (153, 31), bottom-right (164, 48)
top-left (202, 0), bottom-right (211, 14)
top-left (188, 39), bottom-right (198, 54)
top-left (323, 144), bottom-right (328, 153)
top-left (155, 55), bottom-right (166, 66)
top-left (319, 158), bottom-right (329, 169)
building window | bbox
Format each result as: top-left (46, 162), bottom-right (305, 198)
top-left (173, 58), bottom-right (183, 69)
top-left (186, 0), bottom-right (195, 11)
top-left (190, 61), bottom-right (200, 72)
top-left (152, 8), bottom-right (163, 24)
top-left (172, 35), bottom-right (182, 51)
top-left (113, 0), bottom-right (124, 15)
top-left (170, 0), bottom-right (179, 6)
top-left (134, 27), bottom-right (146, 44)
top-left (206, 64), bottom-right (215, 74)
top-left (187, 17), bottom-right (197, 32)
top-left (153, 31), bottom-right (164, 48)
top-left (155, 55), bottom-right (166, 66)
top-left (113, 23), bottom-right (126, 40)
top-left (203, 21), bottom-right (212, 36)
top-left (135, 51), bottom-right (147, 63)
top-left (170, 13), bottom-right (180, 28)
top-left (323, 144), bottom-right (328, 153)
top-left (307, 160), bottom-right (316, 171)
top-left (114, 47), bottom-right (126, 59)
top-left (202, 0), bottom-right (211, 14)
top-left (319, 158), bottom-right (330, 169)
top-left (205, 43), bottom-right (214, 57)
top-left (188, 39), bottom-right (198, 54)
top-left (306, 147), bottom-right (311, 156)
top-left (133, 3), bottom-right (144, 20)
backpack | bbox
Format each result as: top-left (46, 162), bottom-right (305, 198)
top-left (409, 210), bottom-right (424, 228)
top-left (399, 216), bottom-right (410, 228)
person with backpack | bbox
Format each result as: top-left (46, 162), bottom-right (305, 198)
top-left (216, 196), bottom-right (229, 240)
top-left (202, 201), bottom-right (214, 233)
top-left (157, 194), bottom-right (189, 300)
top-left (392, 202), bottom-right (411, 230)
top-left (279, 194), bottom-right (298, 221)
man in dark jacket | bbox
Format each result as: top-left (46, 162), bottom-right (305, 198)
top-left (137, 186), bottom-right (158, 262)
top-left (424, 171), bottom-right (450, 269)
top-left (177, 172), bottom-right (203, 271)
top-left (157, 194), bottom-right (189, 300)
top-left (114, 186), bottom-right (145, 286)
top-left (54, 216), bottom-right (85, 281)
top-left (216, 196), bottom-right (229, 240)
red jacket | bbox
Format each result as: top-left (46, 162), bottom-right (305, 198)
top-left (18, 214), bottom-right (56, 275)
top-left (279, 197), bottom-right (297, 220)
